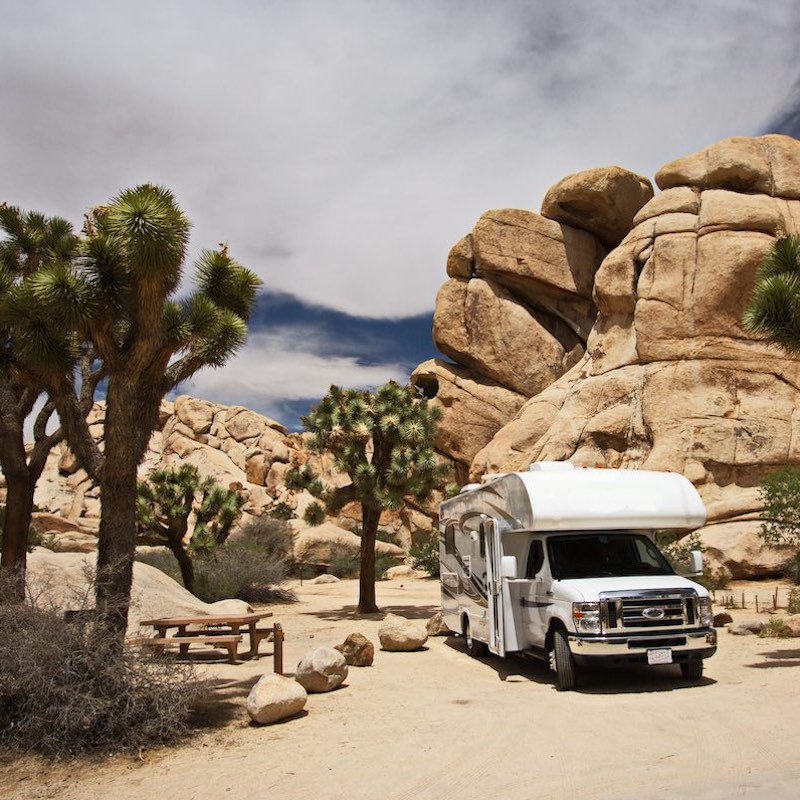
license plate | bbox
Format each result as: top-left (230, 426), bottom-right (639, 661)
top-left (647, 648), bottom-right (673, 665)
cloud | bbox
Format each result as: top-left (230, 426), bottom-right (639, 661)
top-left (181, 328), bottom-right (408, 422)
top-left (2, 2), bottom-right (800, 318)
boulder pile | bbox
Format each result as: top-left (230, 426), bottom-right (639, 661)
top-left (413, 135), bottom-right (800, 579)
top-left (19, 395), bottom-right (429, 565)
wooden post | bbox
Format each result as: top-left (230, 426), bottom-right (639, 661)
top-left (756, 595), bottom-right (759, 613)
top-left (742, 591), bottom-right (745, 609)
top-left (273, 623), bottom-right (284, 675)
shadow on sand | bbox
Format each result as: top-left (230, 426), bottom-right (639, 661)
top-left (444, 636), bottom-right (716, 694)
top-left (299, 603), bottom-right (441, 622)
top-left (746, 647), bottom-right (800, 669)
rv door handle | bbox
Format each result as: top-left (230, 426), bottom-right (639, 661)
top-left (545, 591), bottom-right (553, 596)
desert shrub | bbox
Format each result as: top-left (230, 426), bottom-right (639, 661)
top-left (303, 501), bottom-right (326, 526)
top-left (0, 603), bottom-right (203, 756)
top-left (328, 544), bottom-right (359, 579)
top-left (409, 533), bottom-right (440, 577)
top-left (700, 566), bottom-right (732, 590)
top-left (759, 618), bottom-right (794, 639)
top-left (374, 552), bottom-right (399, 580)
top-left (657, 530), bottom-right (704, 567)
top-left (235, 515), bottom-right (294, 563)
top-left (785, 553), bottom-right (800, 585)
top-left (788, 588), bottom-right (800, 615)
top-left (135, 547), bottom-right (183, 582)
top-left (193, 540), bottom-right (295, 604)
top-left (268, 501), bottom-right (295, 521)
top-left (326, 545), bottom-right (396, 580)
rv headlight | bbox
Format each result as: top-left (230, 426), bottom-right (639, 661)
top-left (698, 596), bottom-right (713, 628)
top-left (572, 602), bottom-right (601, 634)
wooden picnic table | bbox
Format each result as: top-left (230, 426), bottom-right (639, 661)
top-left (139, 611), bottom-right (282, 670)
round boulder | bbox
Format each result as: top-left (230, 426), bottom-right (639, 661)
top-left (713, 612), bottom-right (733, 628)
top-left (541, 166), bottom-right (654, 247)
top-left (378, 613), bottom-right (429, 652)
top-left (246, 673), bottom-right (307, 725)
top-left (295, 646), bottom-right (348, 692)
top-left (335, 633), bottom-right (375, 667)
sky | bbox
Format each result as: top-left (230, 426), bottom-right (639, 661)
top-left (3, 1), bottom-right (800, 428)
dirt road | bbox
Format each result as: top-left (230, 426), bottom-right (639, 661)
top-left (4, 578), bottom-right (799, 800)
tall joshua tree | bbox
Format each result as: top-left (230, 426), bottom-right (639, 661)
top-left (137, 464), bottom-right (244, 594)
top-left (6, 185), bottom-right (259, 635)
top-left (0, 206), bottom-right (103, 600)
top-left (743, 235), bottom-right (800, 351)
top-left (302, 381), bottom-right (445, 613)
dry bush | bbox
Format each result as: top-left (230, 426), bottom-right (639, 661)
top-left (194, 538), bottom-right (295, 604)
top-left (0, 601), bottom-right (204, 757)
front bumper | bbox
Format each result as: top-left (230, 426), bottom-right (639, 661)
top-left (568, 628), bottom-right (717, 666)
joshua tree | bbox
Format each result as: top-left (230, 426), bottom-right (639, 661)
top-left (4, 185), bottom-right (259, 636)
top-left (0, 206), bottom-right (103, 600)
top-left (137, 465), bottom-right (244, 594)
top-left (301, 381), bottom-right (444, 613)
top-left (743, 235), bottom-right (800, 352)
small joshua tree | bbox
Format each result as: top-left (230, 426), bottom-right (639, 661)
top-left (136, 464), bottom-right (244, 594)
top-left (302, 381), bottom-right (445, 613)
top-left (743, 235), bottom-right (800, 352)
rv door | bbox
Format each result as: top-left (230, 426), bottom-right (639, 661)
top-left (482, 518), bottom-right (505, 657)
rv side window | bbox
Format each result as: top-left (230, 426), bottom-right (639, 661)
top-left (526, 540), bottom-right (544, 578)
top-left (444, 523), bottom-right (455, 555)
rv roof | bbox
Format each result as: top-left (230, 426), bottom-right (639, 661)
top-left (443, 467), bottom-right (706, 532)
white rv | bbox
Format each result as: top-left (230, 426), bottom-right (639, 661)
top-left (439, 462), bottom-right (717, 690)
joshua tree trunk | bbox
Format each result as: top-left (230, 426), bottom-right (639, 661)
top-left (0, 471), bottom-right (33, 602)
top-left (166, 522), bottom-right (194, 594)
top-left (358, 503), bottom-right (381, 614)
top-left (95, 378), bottom-right (160, 639)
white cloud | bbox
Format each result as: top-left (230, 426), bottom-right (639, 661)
top-left (1, 2), bottom-right (799, 317)
top-left (182, 328), bottom-right (407, 415)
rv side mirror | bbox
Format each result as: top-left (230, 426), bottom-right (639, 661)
top-left (500, 556), bottom-right (518, 580)
top-left (688, 550), bottom-right (704, 575)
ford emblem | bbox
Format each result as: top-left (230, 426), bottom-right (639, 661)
top-left (642, 607), bottom-right (665, 620)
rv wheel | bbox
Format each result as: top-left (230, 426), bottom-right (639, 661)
top-left (552, 629), bottom-right (577, 691)
top-left (463, 619), bottom-right (488, 658)
top-left (680, 659), bottom-right (703, 680)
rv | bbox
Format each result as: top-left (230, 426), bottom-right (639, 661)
top-left (439, 462), bottom-right (717, 690)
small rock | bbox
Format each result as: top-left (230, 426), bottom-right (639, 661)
top-left (335, 633), bottom-right (375, 667)
top-left (295, 647), bottom-right (348, 693)
top-left (385, 565), bottom-right (423, 581)
top-left (378, 613), bottom-right (429, 652)
top-left (728, 619), bottom-right (765, 635)
top-left (713, 612), bottom-right (733, 628)
top-left (426, 611), bottom-right (455, 637)
top-left (310, 574), bottom-right (340, 585)
top-left (246, 673), bottom-right (307, 725)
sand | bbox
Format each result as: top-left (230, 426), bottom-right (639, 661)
top-left (3, 577), bottom-right (800, 800)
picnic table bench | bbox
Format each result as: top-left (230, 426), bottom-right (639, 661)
top-left (138, 611), bottom-right (283, 672)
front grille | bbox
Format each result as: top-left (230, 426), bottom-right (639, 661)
top-left (600, 590), bottom-right (698, 632)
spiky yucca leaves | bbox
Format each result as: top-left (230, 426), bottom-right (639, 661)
top-left (301, 381), bottom-right (445, 613)
top-left (0, 206), bottom-right (86, 601)
top-left (0, 206), bottom-right (83, 374)
top-left (743, 235), bottom-right (800, 354)
top-left (136, 465), bottom-right (244, 593)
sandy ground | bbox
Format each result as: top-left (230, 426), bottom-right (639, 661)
top-left (3, 577), bottom-right (800, 800)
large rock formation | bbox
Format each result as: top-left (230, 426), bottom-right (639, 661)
top-left (415, 136), bottom-right (800, 579)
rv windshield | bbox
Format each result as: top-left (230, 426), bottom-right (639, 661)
top-left (547, 532), bottom-right (674, 580)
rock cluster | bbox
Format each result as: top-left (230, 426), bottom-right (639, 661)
top-left (21, 395), bottom-right (428, 565)
top-left (415, 135), bottom-right (800, 578)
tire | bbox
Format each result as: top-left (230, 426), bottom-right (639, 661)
top-left (680, 659), bottom-right (703, 680)
top-left (551, 629), bottom-right (577, 691)
top-left (463, 618), bottom-right (489, 658)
